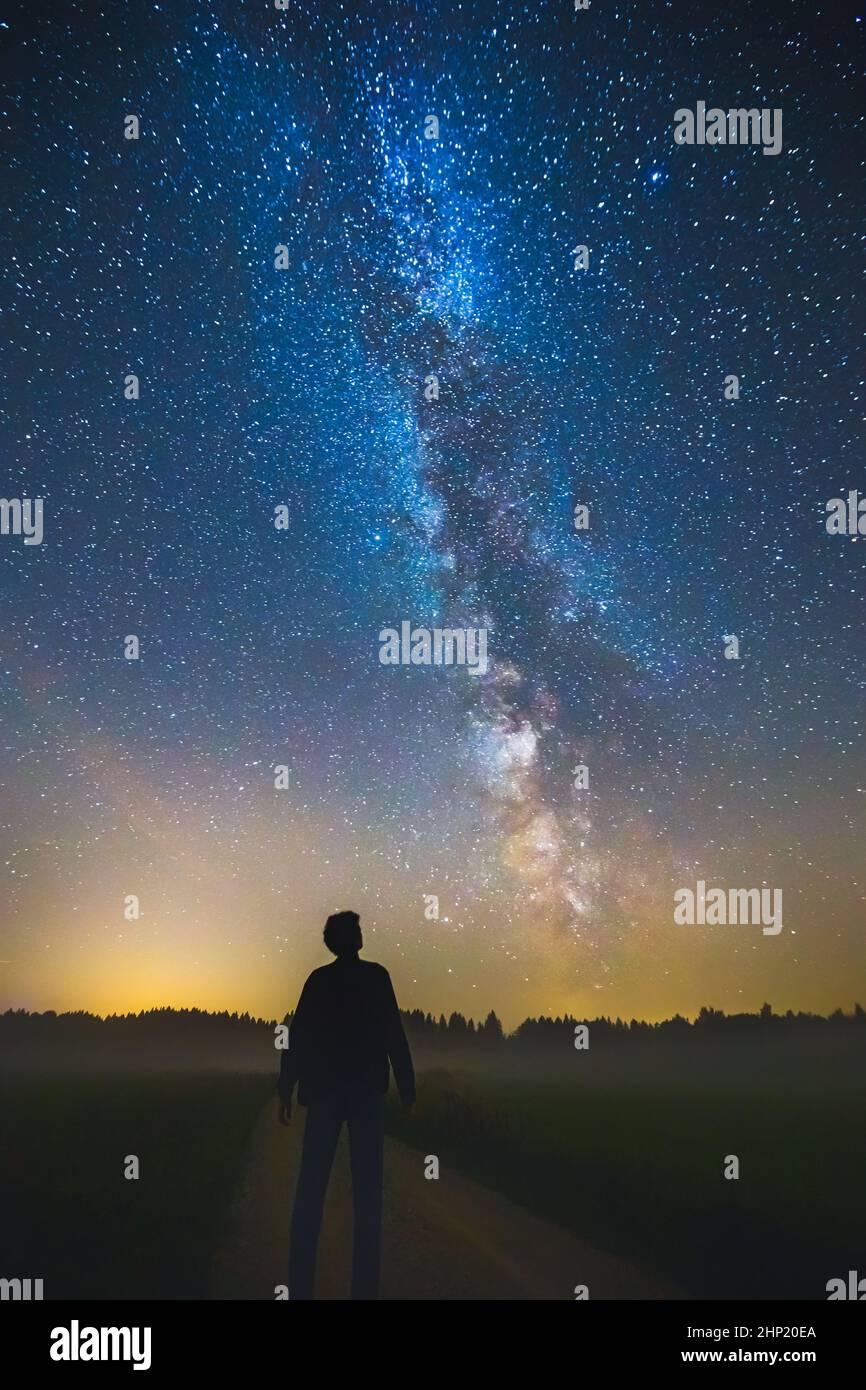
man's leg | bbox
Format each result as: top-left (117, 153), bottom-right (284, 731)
top-left (289, 1100), bottom-right (342, 1300)
top-left (347, 1089), bottom-right (384, 1300)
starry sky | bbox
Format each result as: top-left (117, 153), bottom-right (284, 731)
top-left (2, 0), bottom-right (864, 1028)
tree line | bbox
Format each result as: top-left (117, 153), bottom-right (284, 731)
top-left (2, 1000), bottom-right (865, 1053)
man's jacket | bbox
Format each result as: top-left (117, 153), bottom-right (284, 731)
top-left (278, 956), bottom-right (416, 1107)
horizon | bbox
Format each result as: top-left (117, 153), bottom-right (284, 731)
top-left (6, 996), bottom-right (866, 1034)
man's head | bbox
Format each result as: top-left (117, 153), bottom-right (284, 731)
top-left (323, 910), bottom-right (362, 958)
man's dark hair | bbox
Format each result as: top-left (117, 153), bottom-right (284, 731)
top-left (323, 910), bottom-right (362, 957)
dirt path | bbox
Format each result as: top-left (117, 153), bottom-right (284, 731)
top-left (210, 1097), bottom-right (683, 1300)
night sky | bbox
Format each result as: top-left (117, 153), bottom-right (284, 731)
top-left (2, 0), bottom-right (864, 1027)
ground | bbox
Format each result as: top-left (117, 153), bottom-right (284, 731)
top-left (210, 1097), bottom-right (684, 1301)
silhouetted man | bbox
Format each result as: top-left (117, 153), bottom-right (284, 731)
top-left (277, 910), bottom-right (415, 1300)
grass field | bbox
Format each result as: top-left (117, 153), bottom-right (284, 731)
top-left (386, 1060), bottom-right (866, 1299)
top-left (2, 1052), bottom-right (862, 1300)
top-left (0, 1073), bottom-right (272, 1299)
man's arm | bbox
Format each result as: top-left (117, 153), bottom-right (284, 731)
top-left (277, 977), bottom-right (313, 1114)
top-left (277, 1033), bottom-right (296, 1108)
top-left (383, 970), bottom-right (415, 1106)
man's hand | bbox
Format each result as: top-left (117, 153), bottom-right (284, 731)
top-left (278, 1100), bottom-right (292, 1127)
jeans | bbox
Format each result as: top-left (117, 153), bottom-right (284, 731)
top-left (289, 1087), bottom-right (384, 1300)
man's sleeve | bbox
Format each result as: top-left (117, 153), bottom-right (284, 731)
top-left (277, 978), bottom-right (312, 1105)
top-left (383, 970), bottom-right (415, 1106)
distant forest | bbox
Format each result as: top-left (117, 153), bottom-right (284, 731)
top-left (2, 1000), bottom-right (866, 1053)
